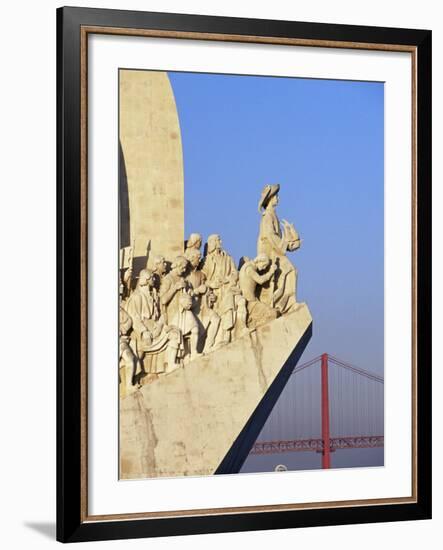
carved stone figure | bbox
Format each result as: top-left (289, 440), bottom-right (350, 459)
top-left (239, 254), bottom-right (279, 329)
top-left (119, 244), bottom-right (134, 301)
top-left (185, 248), bottom-right (222, 352)
top-left (219, 271), bottom-right (248, 342)
top-left (202, 234), bottom-right (237, 314)
top-left (151, 254), bottom-right (168, 289)
top-left (126, 269), bottom-right (181, 376)
top-left (119, 305), bottom-right (137, 392)
top-left (170, 293), bottom-right (201, 361)
top-left (119, 266), bottom-right (133, 302)
top-left (185, 248), bottom-right (206, 301)
top-left (151, 254), bottom-right (168, 316)
top-left (119, 182), bottom-right (303, 383)
top-left (257, 184), bottom-right (300, 314)
top-left (159, 256), bottom-right (191, 324)
top-left (184, 233), bottom-right (202, 261)
top-left (200, 289), bottom-right (223, 352)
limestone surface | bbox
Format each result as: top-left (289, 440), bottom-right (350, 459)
top-left (119, 70), bottom-right (185, 269)
top-left (120, 303), bottom-right (312, 479)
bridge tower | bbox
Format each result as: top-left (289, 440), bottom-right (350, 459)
top-left (321, 353), bottom-right (331, 469)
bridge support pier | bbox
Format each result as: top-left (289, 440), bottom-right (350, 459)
top-left (321, 353), bottom-right (331, 469)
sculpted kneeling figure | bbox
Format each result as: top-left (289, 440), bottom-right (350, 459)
top-left (239, 254), bottom-right (279, 329)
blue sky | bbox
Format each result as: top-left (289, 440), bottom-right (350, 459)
top-left (168, 71), bottom-right (384, 378)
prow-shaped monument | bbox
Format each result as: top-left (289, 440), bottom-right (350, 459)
top-left (118, 69), bottom-right (312, 479)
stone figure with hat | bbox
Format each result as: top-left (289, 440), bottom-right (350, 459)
top-left (257, 184), bottom-right (301, 314)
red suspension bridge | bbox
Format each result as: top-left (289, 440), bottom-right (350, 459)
top-left (249, 353), bottom-right (384, 469)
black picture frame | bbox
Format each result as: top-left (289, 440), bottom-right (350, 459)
top-left (57, 6), bottom-right (432, 543)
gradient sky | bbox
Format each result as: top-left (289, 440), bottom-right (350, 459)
top-left (169, 71), bottom-right (384, 373)
top-left (167, 71), bottom-right (384, 471)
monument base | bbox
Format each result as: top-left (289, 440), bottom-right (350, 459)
top-left (120, 303), bottom-right (312, 479)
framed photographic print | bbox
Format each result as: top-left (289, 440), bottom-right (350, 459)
top-left (57, 6), bottom-right (432, 543)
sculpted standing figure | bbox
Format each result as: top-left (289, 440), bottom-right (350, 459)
top-left (120, 266), bottom-right (133, 302)
top-left (119, 244), bottom-right (134, 302)
top-left (185, 248), bottom-right (206, 301)
top-left (159, 256), bottom-right (191, 324)
top-left (160, 256), bottom-right (203, 361)
top-left (257, 184), bottom-right (301, 314)
top-left (151, 255), bottom-right (168, 290)
top-left (198, 289), bottom-right (222, 352)
top-left (202, 234), bottom-right (237, 314)
top-left (119, 305), bottom-right (137, 392)
top-left (184, 233), bottom-right (202, 262)
top-left (170, 293), bottom-right (201, 361)
top-left (186, 248), bottom-right (222, 352)
top-left (125, 269), bottom-right (181, 376)
top-left (151, 254), bottom-right (168, 316)
top-left (219, 271), bottom-right (248, 342)
top-left (239, 254), bottom-right (279, 329)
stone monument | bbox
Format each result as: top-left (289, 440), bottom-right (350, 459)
top-left (119, 70), bottom-right (185, 275)
top-left (118, 70), bottom-right (312, 478)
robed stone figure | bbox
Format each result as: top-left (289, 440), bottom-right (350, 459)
top-left (257, 184), bottom-right (300, 314)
